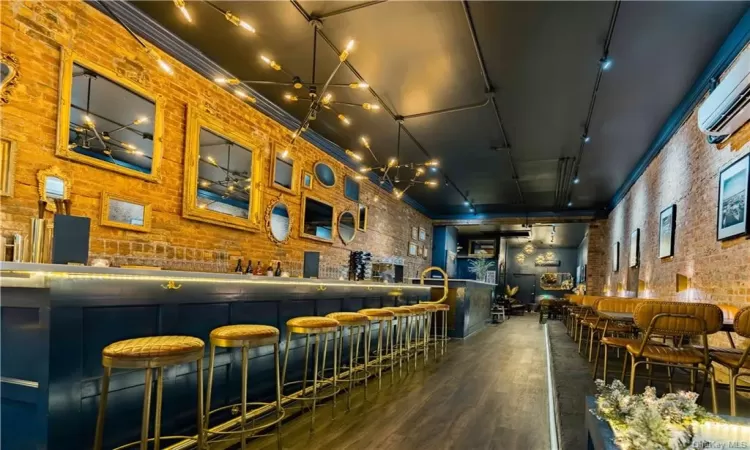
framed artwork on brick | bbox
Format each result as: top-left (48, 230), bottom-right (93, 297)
top-left (408, 241), bottom-right (418, 256)
top-left (269, 146), bottom-right (297, 194)
top-left (629, 229), bottom-right (640, 268)
top-left (418, 226), bottom-right (426, 241)
top-left (302, 170), bottom-right (314, 190)
top-left (659, 205), bottom-right (676, 258)
top-left (613, 242), bottom-right (620, 272)
top-left (717, 154), bottom-right (749, 241)
top-left (411, 226), bottom-right (418, 241)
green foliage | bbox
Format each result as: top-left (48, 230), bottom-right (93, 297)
top-left (467, 258), bottom-right (494, 282)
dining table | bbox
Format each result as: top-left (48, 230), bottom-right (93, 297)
top-left (596, 311), bottom-right (735, 332)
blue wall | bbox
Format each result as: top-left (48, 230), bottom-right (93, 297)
top-left (431, 226), bottom-right (458, 278)
top-left (506, 247), bottom-right (579, 304)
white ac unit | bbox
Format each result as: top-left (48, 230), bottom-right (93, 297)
top-left (698, 49), bottom-right (750, 144)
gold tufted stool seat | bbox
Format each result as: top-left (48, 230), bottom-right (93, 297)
top-left (94, 336), bottom-right (205, 450)
top-left (281, 316), bottom-right (341, 431)
top-left (324, 312), bottom-right (370, 411)
top-left (205, 325), bottom-right (284, 450)
top-left (358, 309), bottom-right (396, 390)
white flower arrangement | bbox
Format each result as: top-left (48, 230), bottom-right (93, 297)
top-left (593, 380), bottom-right (719, 450)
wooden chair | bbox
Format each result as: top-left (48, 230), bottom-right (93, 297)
top-left (626, 301), bottom-right (723, 413)
top-left (710, 306), bottom-right (750, 416)
top-left (591, 298), bottom-right (645, 382)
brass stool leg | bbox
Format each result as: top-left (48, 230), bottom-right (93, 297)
top-left (94, 366), bottom-right (112, 450)
top-left (196, 357), bottom-right (204, 450)
top-left (398, 317), bottom-right (404, 378)
top-left (364, 323), bottom-right (370, 400)
top-left (240, 345), bottom-right (249, 450)
top-left (376, 321), bottom-right (383, 391)
top-left (348, 326), bottom-right (356, 411)
top-left (302, 334), bottom-right (311, 395)
top-left (281, 332), bottom-right (292, 391)
top-left (442, 310), bottom-right (447, 355)
top-left (331, 329), bottom-right (338, 418)
top-left (205, 344), bottom-right (216, 431)
top-left (423, 313), bottom-right (429, 363)
top-left (405, 317), bottom-right (412, 371)
top-left (140, 368), bottom-right (153, 450)
top-left (274, 343), bottom-right (282, 450)
top-left (154, 367), bottom-right (164, 450)
top-left (388, 320), bottom-right (394, 385)
top-left (433, 312), bottom-right (438, 357)
top-left (310, 333), bottom-right (321, 431)
top-left (730, 369), bottom-right (737, 416)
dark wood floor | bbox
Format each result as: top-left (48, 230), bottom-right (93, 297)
top-left (251, 315), bottom-right (551, 450)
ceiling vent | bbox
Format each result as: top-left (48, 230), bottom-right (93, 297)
top-left (698, 50), bottom-right (750, 144)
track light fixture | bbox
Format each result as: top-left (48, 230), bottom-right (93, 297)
top-left (600, 56), bottom-right (613, 71)
top-left (567, 201), bottom-right (573, 207)
top-left (583, 135), bottom-right (591, 143)
top-left (173, 0), bottom-right (192, 23)
top-left (573, 176), bottom-right (580, 184)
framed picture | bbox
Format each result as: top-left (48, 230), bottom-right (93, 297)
top-left (411, 226), bottom-right (418, 241)
top-left (408, 241), bottom-right (418, 256)
top-left (100, 192), bottom-right (151, 232)
top-left (629, 229), bottom-right (640, 268)
top-left (613, 242), bottom-right (620, 272)
top-left (659, 205), bottom-right (676, 258)
top-left (418, 226), bottom-right (426, 241)
top-left (344, 175), bottom-right (360, 202)
top-left (418, 244), bottom-right (424, 257)
top-left (302, 170), bottom-right (314, 190)
top-left (717, 154), bottom-right (749, 241)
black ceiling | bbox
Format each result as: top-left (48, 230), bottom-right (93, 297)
top-left (129, 0), bottom-right (748, 216)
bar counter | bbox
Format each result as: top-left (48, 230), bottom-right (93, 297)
top-left (414, 278), bottom-right (494, 338)
top-left (0, 262), bottom-right (430, 450)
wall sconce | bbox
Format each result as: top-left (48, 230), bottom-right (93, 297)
top-left (676, 273), bottom-right (691, 293)
top-left (616, 282), bottom-right (623, 293)
top-left (638, 279), bottom-right (647, 292)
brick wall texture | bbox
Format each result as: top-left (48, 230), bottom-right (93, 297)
top-left (0, 0), bottom-right (432, 277)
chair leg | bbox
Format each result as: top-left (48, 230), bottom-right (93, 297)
top-left (602, 345), bottom-right (609, 384)
top-left (709, 365), bottom-right (718, 415)
top-left (364, 323), bottom-right (370, 400)
top-left (592, 340), bottom-right (602, 380)
top-left (376, 321), bottom-right (383, 391)
top-left (690, 364), bottom-right (696, 392)
top-left (730, 369), bottom-right (738, 416)
top-left (348, 326), bottom-right (355, 411)
top-left (389, 321), bottom-right (395, 385)
top-left (274, 343), bottom-right (283, 450)
top-left (588, 328), bottom-right (596, 362)
top-left (578, 325), bottom-right (585, 353)
top-left (93, 366), bottom-right (111, 450)
top-left (302, 334), bottom-right (311, 395)
top-left (629, 357), bottom-right (639, 394)
top-left (154, 367), bottom-right (164, 450)
top-left (647, 359), bottom-right (653, 387)
top-left (666, 366), bottom-right (673, 393)
top-left (140, 368), bottom-right (153, 450)
top-left (620, 351), bottom-right (629, 383)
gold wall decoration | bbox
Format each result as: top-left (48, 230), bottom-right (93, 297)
top-left (269, 145), bottom-right (298, 194)
top-left (0, 137), bottom-right (17, 196)
top-left (523, 242), bottom-right (535, 254)
top-left (299, 194), bottom-right (335, 243)
top-left (182, 105), bottom-right (263, 232)
top-left (55, 49), bottom-right (165, 182)
top-left (99, 192), bottom-right (152, 232)
top-left (265, 199), bottom-right (293, 245)
top-left (37, 166), bottom-right (71, 213)
top-left (357, 203), bottom-right (368, 232)
top-left (1, 51), bottom-right (20, 105)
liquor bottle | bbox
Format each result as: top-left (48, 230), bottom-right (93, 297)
top-left (253, 261), bottom-right (264, 276)
top-left (244, 259), bottom-right (253, 275)
top-left (266, 261), bottom-right (274, 277)
top-left (274, 262), bottom-right (282, 277)
top-left (234, 258), bottom-right (243, 273)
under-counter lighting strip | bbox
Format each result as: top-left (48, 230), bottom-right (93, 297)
top-left (544, 323), bottom-right (561, 450)
top-left (4, 271), bottom-right (430, 290)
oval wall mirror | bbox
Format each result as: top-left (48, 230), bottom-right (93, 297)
top-left (269, 202), bottom-right (291, 243)
top-left (338, 211), bottom-right (356, 244)
top-left (314, 162), bottom-right (336, 188)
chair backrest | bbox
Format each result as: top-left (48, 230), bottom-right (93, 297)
top-left (595, 298), bottom-right (640, 314)
top-left (568, 295), bottom-right (584, 305)
top-left (580, 295), bottom-right (602, 307)
top-left (633, 301), bottom-right (723, 336)
top-left (734, 306), bottom-right (750, 338)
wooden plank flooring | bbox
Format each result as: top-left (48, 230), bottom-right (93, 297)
top-left (250, 315), bottom-right (551, 450)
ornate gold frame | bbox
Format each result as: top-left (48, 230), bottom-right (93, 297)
top-left (299, 194), bottom-right (335, 243)
top-left (37, 166), bottom-right (71, 213)
top-left (0, 138), bottom-right (17, 197)
top-left (1, 52), bottom-right (20, 105)
top-left (313, 161), bottom-right (337, 189)
top-left (265, 198), bottom-right (293, 245)
top-left (302, 170), bottom-right (314, 190)
top-left (55, 49), bottom-right (165, 182)
top-left (357, 203), bottom-right (368, 232)
top-left (100, 191), bottom-right (152, 232)
top-left (338, 210), bottom-right (357, 245)
top-left (183, 105), bottom-right (263, 232)
top-left (269, 145), bottom-right (298, 194)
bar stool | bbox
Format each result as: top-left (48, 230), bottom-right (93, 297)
top-left (94, 336), bottom-right (205, 450)
top-left (420, 303), bottom-right (438, 362)
top-left (280, 316), bottom-right (340, 431)
top-left (357, 308), bottom-right (396, 391)
top-left (433, 303), bottom-right (450, 356)
top-left (382, 306), bottom-right (411, 377)
top-left (404, 305), bottom-right (428, 369)
top-left (204, 325), bottom-right (284, 450)
top-left (325, 312), bottom-right (370, 411)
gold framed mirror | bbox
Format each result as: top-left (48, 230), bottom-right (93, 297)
top-left (338, 210), bottom-right (356, 244)
top-left (100, 192), bottom-right (152, 232)
top-left (266, 200), bottom-right (292, 244)
top-left (313, 161), bottom-right (336, 188)
top-left (357, 203), bottom-right (367, 232)
top-left (269, 146), bottom-right (297, 194)
top-left (300, 194), bottom-right (335, 243)
top-left (183, 105), bottom-right (263, 231)
top-left (37, 166), bottom-right (70, 212)
top-left (56, 49), bottom-right (165, 182)
top-left (1, 138), bottom-right (17, 196)
top-left (1, 51), bottom-right (20, 105)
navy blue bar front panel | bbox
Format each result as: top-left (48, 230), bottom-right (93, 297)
top-left (0, 280), bottom-right (428, 450)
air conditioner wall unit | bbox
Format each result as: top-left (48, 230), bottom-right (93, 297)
top-left (698, 50), bottom-right (750, 144)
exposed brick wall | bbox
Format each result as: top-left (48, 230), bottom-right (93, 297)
top-left (0, 0), bottom-right (432, 277)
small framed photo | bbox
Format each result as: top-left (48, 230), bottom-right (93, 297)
top-left (629, 229), bottom-right (640, 268)
top-left (717, 154), bottom-right (749, 241)
top-left (418, 226), bottom-right (426, 241)
top-left (302, 170), bottom-right (314, 190)
top-left (100, 192), bottom-right (151, 232)
top-left (613, 242), bottom-right (620, 272)
top-left (418, 244), bottom-right (424, 257)
top-left (408, 241), bottom-right (418, 256)
top-left (659, 205), bottom-right (676, 258)
top-left (411, 226), bottom-right (418, 241)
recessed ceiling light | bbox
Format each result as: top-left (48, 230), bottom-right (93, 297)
top-left (567, 201), bottom-right (573, 207)
top-left (573, 177), bottom-right (580, 184)
top-left (464, 200), bottom-right (469, 206)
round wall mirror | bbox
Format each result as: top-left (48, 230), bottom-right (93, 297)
top-left (269, 202), bottom-right (291, 243)
top-left (338, 211), bottom-right (356, 244)
top-left (314, 162), bottom-right (336, 188)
